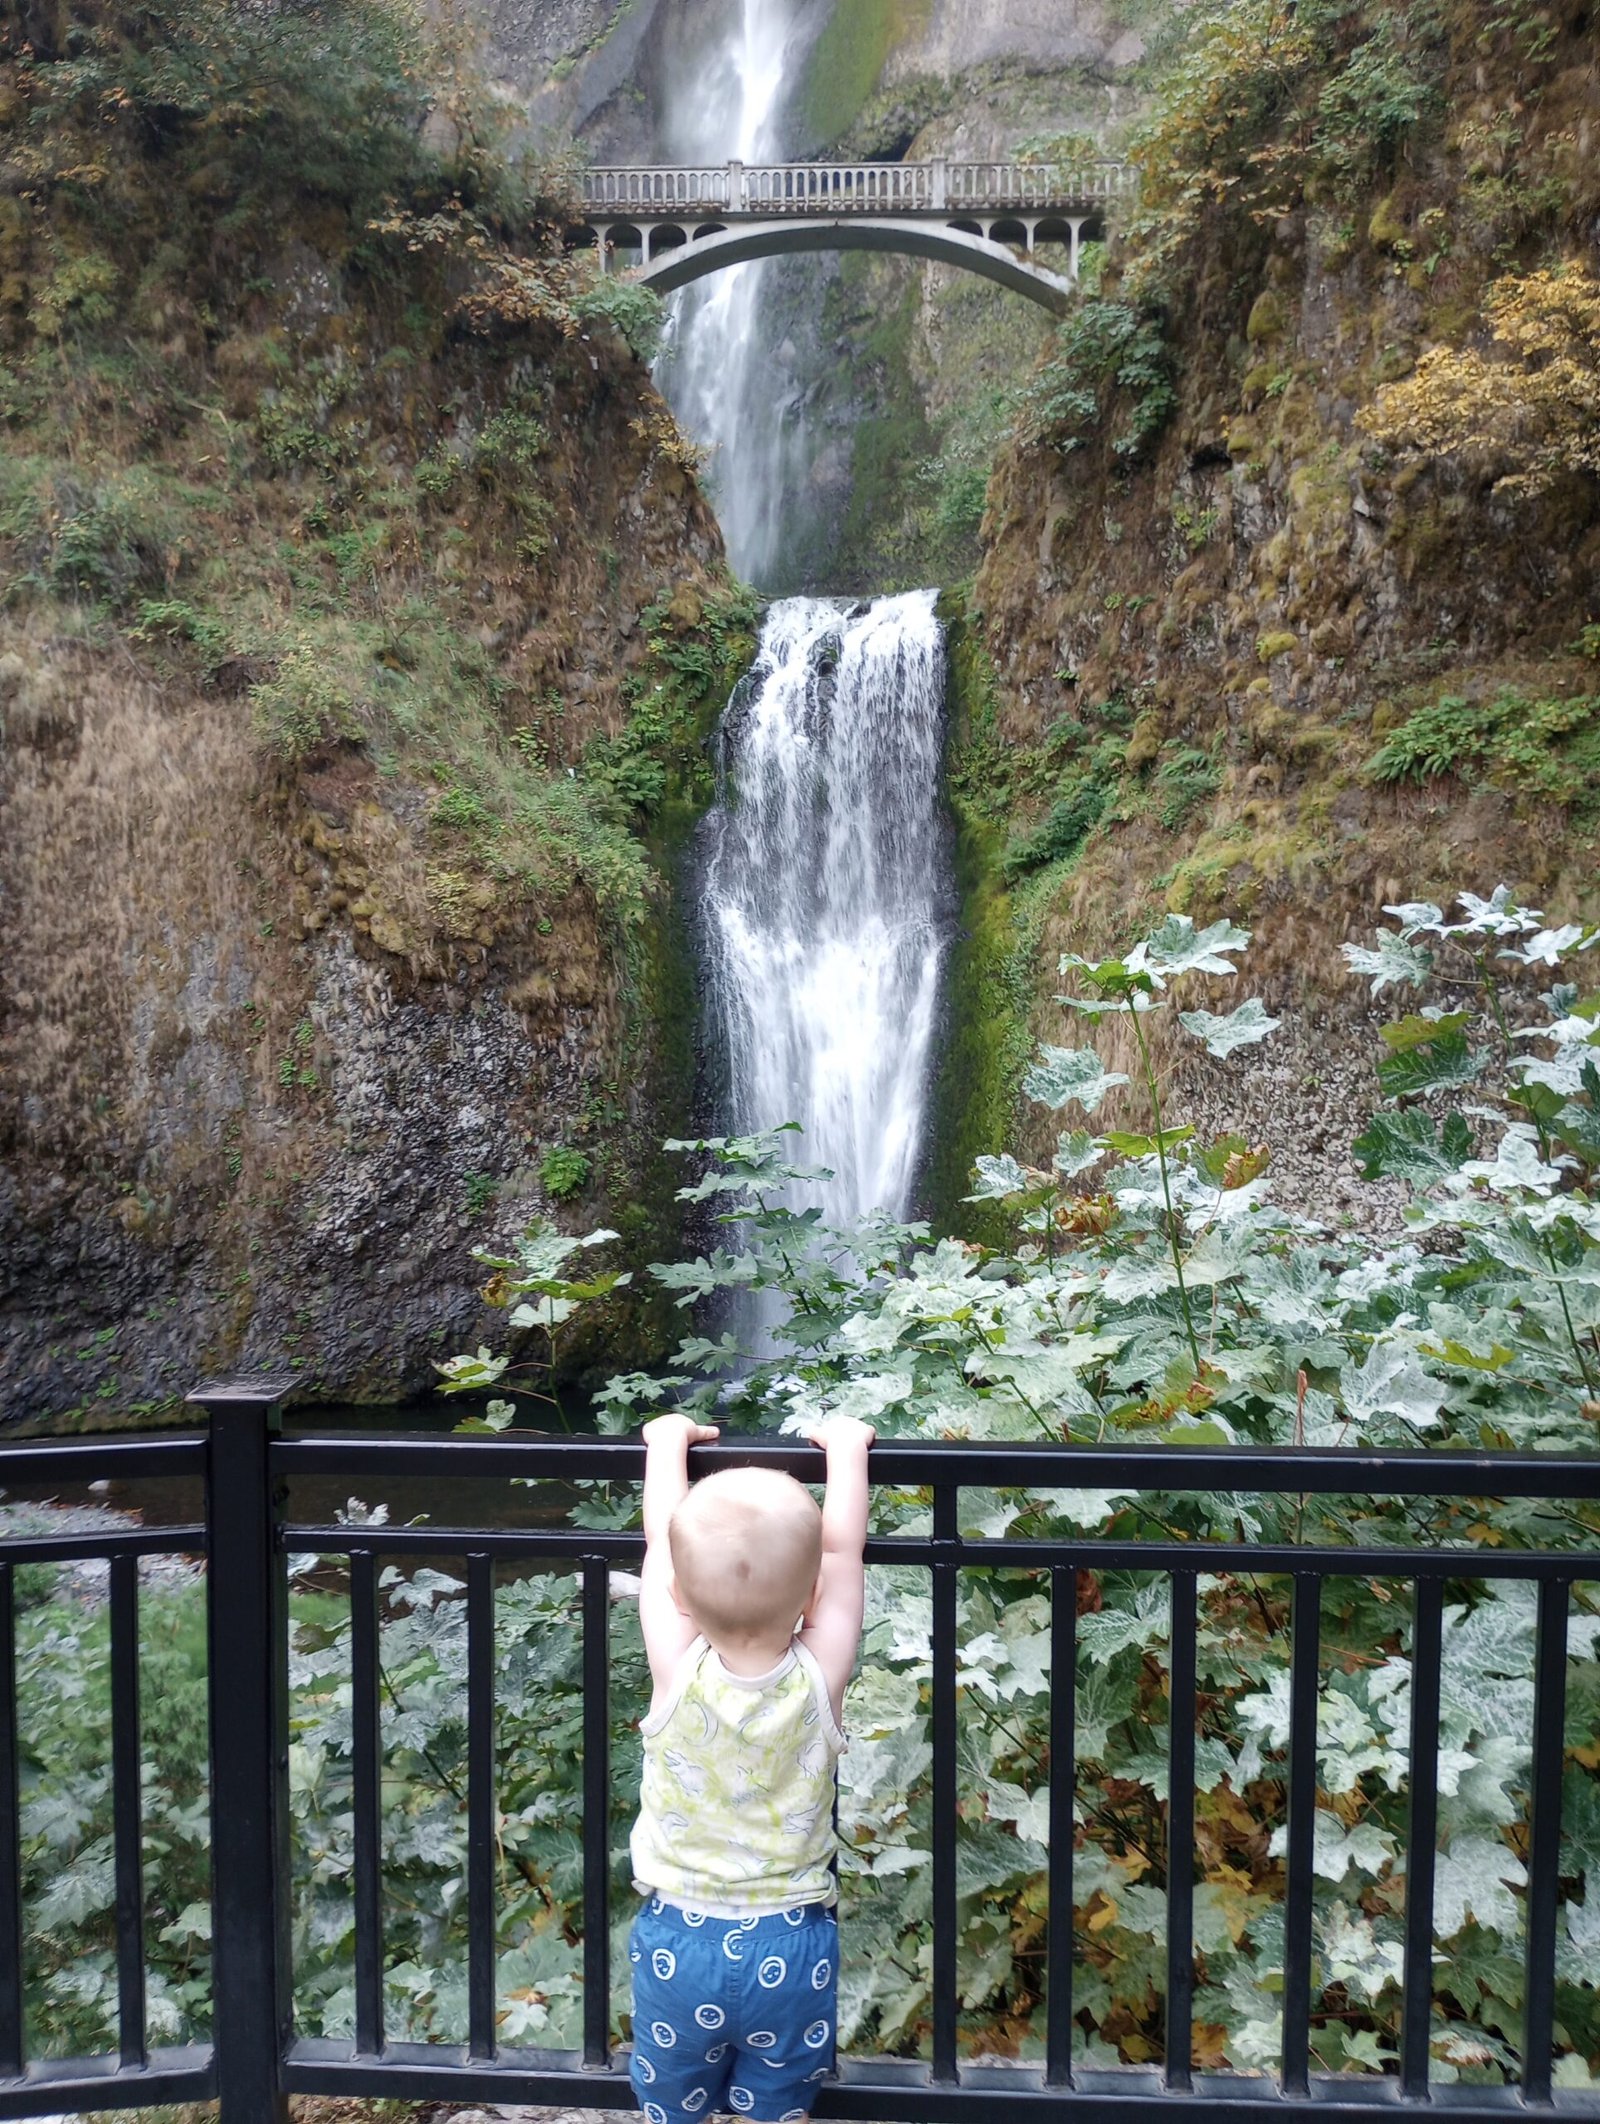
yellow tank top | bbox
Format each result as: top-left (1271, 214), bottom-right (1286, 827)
top-left (630, 1636), bottom-right (846, 1915)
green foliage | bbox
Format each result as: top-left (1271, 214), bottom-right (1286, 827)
top-left (1366, 687), bottom-right (1600, 813)
top-left (571, 274), bottom-right (666, 363)
top-left (28, 253), bottom-right (119, 340)
top-left (539, 1144), bottom-right (592, 1201)
top-left (1312, 8), bottom-right (1444, 194)
top-left (1152, 743), bottom-right (1223, 828)
top-left (462, 1170), bottom-right (498, 1218)
top-left (0, 463), bottom-right (205, 611)
top-left (414, 447), bottom-right (461, 503)
top-left (1001, 776), bottom-right (1109, 879)
top-left (6, 0), bottom-right (494, 262)
top-left (472, 408), bottom-right (550, 486)
top-left (14, 1570), bottom-right (213, 2054)
top-left (1016, 299), bottom-right (1176, 462)
top-left (437, 892), bottom-right (1600, 2079)
top-left (249, 644), bottom-right (357, 762)
top-left (15, 900), bottom-right (1600, 2069)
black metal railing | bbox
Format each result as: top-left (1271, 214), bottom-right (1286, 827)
top-left (1, 1383), bottom-right (1598, 2123)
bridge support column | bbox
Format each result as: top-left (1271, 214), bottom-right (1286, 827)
top-left (1024, 217), bottom-right (1039, 253)
top-left (593, 223), bottom-right (613, 274)
top-left (1069, 217), bottom-right (1087, 280)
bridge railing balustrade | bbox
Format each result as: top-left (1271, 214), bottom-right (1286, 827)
top-left (578, 161), bottom-right (1136, 219)
top-left (581, 167), bottom-right (731, 210)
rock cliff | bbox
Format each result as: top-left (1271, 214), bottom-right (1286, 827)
top-left (0, 0), bottom-right (747, 1425)
top-left (933, 0), bottom-right (1600, 1218)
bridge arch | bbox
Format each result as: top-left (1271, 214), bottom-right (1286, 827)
top-left (617, 217), bottom-right (1078, 314)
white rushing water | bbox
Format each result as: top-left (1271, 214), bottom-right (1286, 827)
top-left (653, 0), bottom-right (809, 583)
top-left (699, 591), bottom-right (953, 1234)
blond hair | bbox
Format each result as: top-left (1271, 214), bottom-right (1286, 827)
top-left (669, 1468), bottom-right (822, 1646)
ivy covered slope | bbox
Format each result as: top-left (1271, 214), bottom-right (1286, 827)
top-left (956, 0), bottom-right (1600, 1187)
top-left (0, 0), bottom-right (756, 1426)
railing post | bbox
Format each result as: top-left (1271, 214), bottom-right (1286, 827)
top-left (727, 158), bottom-right (744, 212)
top-left (932, 155), bottom-right (947, 210)
top-left (193, 1376), bottom-right (296, 2124)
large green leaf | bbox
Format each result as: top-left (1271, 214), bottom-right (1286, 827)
top-left (1352, 1108), bottom-right (1474, 1183)
top-left (1177, 996), bottom-right (1281, 1057)
top-left (1130, 913), bottom-right (1251, 984)
top-left (1376, 1028), bottom-right (1487, 1099)
top-left (1343, 930), bottom-right (1435, 996)
top-left (1023, 1043), bottom-right (1130, 1115)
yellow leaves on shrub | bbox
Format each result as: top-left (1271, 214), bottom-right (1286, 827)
top-left (1359, 263), bottom-right (1600, 495)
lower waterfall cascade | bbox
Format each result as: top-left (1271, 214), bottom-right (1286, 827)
top-left (697, 588), bottom-right (955, 1239)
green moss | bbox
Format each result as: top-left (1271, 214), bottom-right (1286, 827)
top-left (923, 594), bottom-right (1035, 1242)
top-left (793, 0), bottom-right (932, 151)
top-left (564, 594), bottom-right (760, 1386)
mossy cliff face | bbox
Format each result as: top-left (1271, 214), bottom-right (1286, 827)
top-left (961, 1), bottom-right (1600, 1192)
top-left (778, 2), bottom-right (1165, 593)
top-left (0, 0), bottom-right (751, 1427)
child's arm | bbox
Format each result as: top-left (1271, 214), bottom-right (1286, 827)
top-left (799, 1416), bottom-right (875, 1722)
top-left (638, 1413), bottom-right (719, 1695)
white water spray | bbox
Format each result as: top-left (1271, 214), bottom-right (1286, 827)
top-left (699, 591), bottom-right (953, 1231)
top-left (654, 0), bottom-right (808, 584)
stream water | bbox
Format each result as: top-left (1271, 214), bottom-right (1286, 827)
top-left (697, 590), bottom-right (954, 1260)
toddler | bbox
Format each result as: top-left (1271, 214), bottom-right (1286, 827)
top-left (628, 1412), bottom-right (874, 2124)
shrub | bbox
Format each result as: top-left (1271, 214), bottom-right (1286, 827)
top-left (1015, 299), bottom-right (1175, 462)
top-left (1365, 686), bottom-right (1600, 810)
top-left (1358, 264), bottom-right (1600, 498)
top-left (571, 274), bottom-right (666, 363)
top-left (249, 645), bottom-right (356, 760)
top-left (1152, 742), bottom-right (1223, 827)
top-left (539, 1144), bottom-right (591, 1200)
top-left (443, 895), bottom-right (1600, 2078)
top-left (1000, 777), bottom-right (1109, 879)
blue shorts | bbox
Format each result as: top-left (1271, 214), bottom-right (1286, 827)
top-left (628, 1897), bottom-right (838, 2124)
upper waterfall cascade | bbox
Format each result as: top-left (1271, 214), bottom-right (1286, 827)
top-left (699, 591), bottom-right (954, 1235)
top-left (651, 0), bottom-right (809, 584)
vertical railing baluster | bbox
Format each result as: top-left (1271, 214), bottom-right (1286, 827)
top-left (1046, 1567), bottom-right (1077, 2089)
top-left (109, 1554), bottom-right (146, 2069)
top-left (1281, 1573), bottom-right (1322, 2098)
top-left (582, 1558), bottom-right (611, 2070)
top-left (1522, 1576), bottom-right (1570, 2106)
top-left (0, 1563), bottom-right (22, 2081)
top-left (931, 1486), bottom-right (959, 2084)
top-left (197, 1377), bottom-right (293, 2124)
top-left (1165, 1570), bottom-right (1198, 2093)
top-left (350, 1549), bottom-right (384, 2057)
top-left (467, 1553), bottom-right (497, 2063)
top-left (1400, 1576), bottom-right (1443, 2098)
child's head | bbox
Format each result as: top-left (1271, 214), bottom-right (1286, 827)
top-left (669, 1467), bottom-right (823, 1647)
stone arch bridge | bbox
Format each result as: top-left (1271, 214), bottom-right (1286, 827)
top-left (571, 159), bottom-right (1136, 316)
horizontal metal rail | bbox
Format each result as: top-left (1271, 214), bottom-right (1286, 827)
top-left (2, 1390), bottom-right (1598, 2124)
top-left (280, 2039), bottom-right (1580, 2119)
top-left (0, 1431), bottom-right (206, 1484)
top-left (271, 1427), bottom-right (1600, 1497)
top-left (282, 1521), bottom-right (1594, 1578)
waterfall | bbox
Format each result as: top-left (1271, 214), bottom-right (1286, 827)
top-left (699, 591), bottom-right (954, 1237)
top-left (653, 0), bottom-right (809, 584)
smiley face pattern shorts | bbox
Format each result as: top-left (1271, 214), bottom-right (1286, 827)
top-left (628, 1896), bottom-right (838, 2124)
